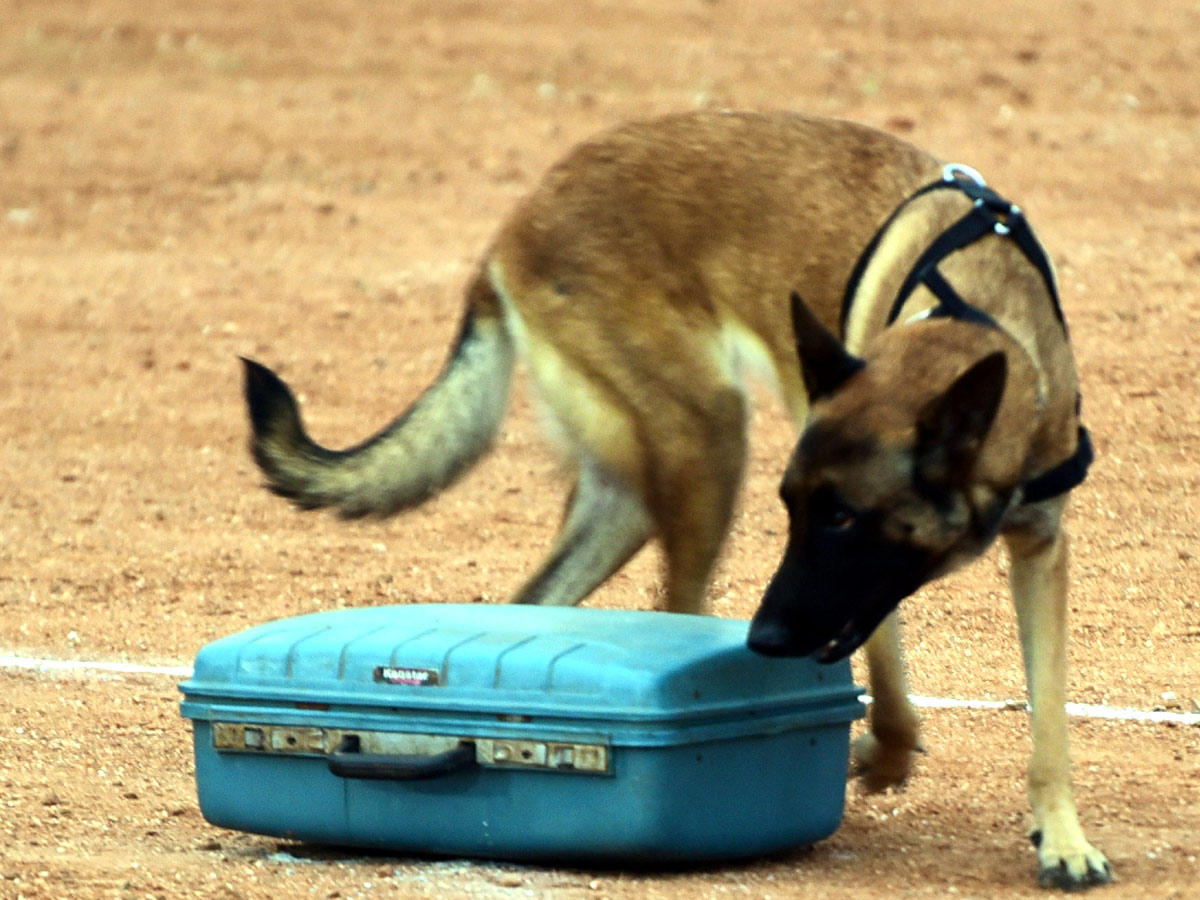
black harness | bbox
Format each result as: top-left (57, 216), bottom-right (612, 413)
top-left (840, 164), bottom-right (1093, 505)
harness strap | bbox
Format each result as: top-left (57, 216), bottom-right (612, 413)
top-left (885, 205), bottom-right (999, 326)
top-left (921, 269), bottom-right (999, 329)
top-left (840, 165), bottom-right (1067, 335)
top-left (1022, 425), bottom-right (1094, 504)
top-left (838, 164), bottom-right (1092, 505)
top-left (839, 179), bottom-right (946, 335)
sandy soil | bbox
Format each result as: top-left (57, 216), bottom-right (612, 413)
top-left (2, 1), bottom-right (1198, 898)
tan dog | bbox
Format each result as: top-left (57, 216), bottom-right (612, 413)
top-left (242, 111), bottom-right (1108, 889)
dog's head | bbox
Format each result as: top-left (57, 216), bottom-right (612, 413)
top-left (748, 293), bottom-right (1011, 662)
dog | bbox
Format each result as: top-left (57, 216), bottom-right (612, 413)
top-left (241, 111), bottom-right (1109, 889)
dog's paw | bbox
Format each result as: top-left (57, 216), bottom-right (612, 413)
top-left (851, 730), bottom-right (919, 793)
top-left (1030, 829), bottom-right (1113, 891)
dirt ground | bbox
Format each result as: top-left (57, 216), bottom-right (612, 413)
top-left (2, 1), bottom-right (1199, 898)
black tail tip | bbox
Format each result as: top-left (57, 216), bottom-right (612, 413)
top-left (240, 357), bottom-right (299, 434)
top-left (239, 356), bottom-right (276, 387)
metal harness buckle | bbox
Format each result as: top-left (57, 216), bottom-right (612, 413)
top-left (942, 162), bottom-right (988, 188)
top-left (943, 163), bottom-right (1021, 235)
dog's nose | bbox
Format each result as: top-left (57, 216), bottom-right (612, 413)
top-left (747, 616), bottom-right (808, 658)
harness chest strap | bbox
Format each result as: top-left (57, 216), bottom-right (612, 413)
top-left (1021, 425), bottom-right (1094, 505)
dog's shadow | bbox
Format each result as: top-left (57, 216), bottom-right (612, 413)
top-left (233, 838), bottom-right (827, 879)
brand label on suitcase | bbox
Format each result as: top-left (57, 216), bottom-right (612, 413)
top-left (374, 665), bottom-right (440, 687)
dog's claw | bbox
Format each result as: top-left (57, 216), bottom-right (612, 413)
top-left (1033, 838), bottom-right (1113, 891)
top-left (1036, 857), bottom-right (1112, 892)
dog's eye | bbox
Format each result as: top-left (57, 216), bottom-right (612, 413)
top-left (825, 505), bottom-right (856, 532)
top-left (810, 487), bottom-right (858, 534)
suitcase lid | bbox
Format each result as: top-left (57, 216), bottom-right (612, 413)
top-left (180, 604), bottom-right (863, 746)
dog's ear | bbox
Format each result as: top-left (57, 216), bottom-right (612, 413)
top-left (915, 351), bottom-right (1008, 487)
top-left (791, 291), bottom-right (864, 401)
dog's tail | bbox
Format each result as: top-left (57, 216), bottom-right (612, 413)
top-left (241, 268), bottom-right (515, 518)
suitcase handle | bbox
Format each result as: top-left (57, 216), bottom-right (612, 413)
top-left (327, 734), bottom-right (478, 781)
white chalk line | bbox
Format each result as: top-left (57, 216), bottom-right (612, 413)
top-left (1, 654), bottom-right (194, 679)
top-left (2, 653), bottom-right (1197, 726)
top-left (905, 694), bottom-right (1200, 726)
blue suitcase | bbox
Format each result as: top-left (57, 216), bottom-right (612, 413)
top-left (180, 603), bottom-right (864, 862)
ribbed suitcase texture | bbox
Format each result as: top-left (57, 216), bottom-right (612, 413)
top-left (180, 603), bottom-right (864, 862)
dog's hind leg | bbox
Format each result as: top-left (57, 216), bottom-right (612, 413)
top-left (1005, 523), bottom-right (1112, 890)
top-left (512, 460), bottom-right (652, 607)
top-left (854, 611), bottom-right (923, 791)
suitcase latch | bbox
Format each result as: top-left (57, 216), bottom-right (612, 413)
top-left (475, 738), bottom-right (609, 774)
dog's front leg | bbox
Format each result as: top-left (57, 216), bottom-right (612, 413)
top-left (855, 611), bottom-right (923, 791)
top-left (1005, 525), bottom-right (1112, 890)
